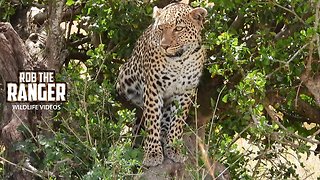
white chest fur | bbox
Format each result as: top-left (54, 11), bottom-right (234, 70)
top-left (162, 49), bottom-right (204, 99)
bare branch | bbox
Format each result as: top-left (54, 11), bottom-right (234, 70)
top-left (269, 0), bottom-right (305, 24)
top-left (264, 104), bottom-right (320, 144)
top-left (69, 36), bottom-right (91, 47)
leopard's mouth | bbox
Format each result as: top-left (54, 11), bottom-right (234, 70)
top-left (166, 48), bottom-right (184, 57)
top-left (165, 45), bottom-right (188, 58)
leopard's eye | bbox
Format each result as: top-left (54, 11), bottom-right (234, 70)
top-left (174, 26), bottom-right (184, 32)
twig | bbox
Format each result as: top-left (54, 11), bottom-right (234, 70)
top-left (207, 84), bottom-right (226, 145)
top-left (303, 172), bottom-right (315, 180)
top-left (0, 157), bottom-right (43, 179)
top-left (286, 43), bottom-right (309, 65)
top-left (215, 149), bottom-right (247, 179)
top-left (194, 90), bottom-right (200, 180)
top-left (12, 110), bottom-right (37, 144)
top-left (268, 0), bottom-right (305, 24)
top-left (69, 36), bottom-right (91, 47)
top-left (198, 141), bottom-right (215, 179)
top-left (252, 155), bottom-right (262, 178)
top-left (266, 42), bottom-right (309, 79)
top-left (226, 124), bottom-right (251, 151)
top-left (83, 80), bottom-right (93, 146)
top-left (294, 81), bottom-right (303, 108)
top-left (264, 104), bottom-right (320, 144)
top-left (305, 39), bottom-right (314, 76)
top-left (312, 128), bottom-right (320, 138)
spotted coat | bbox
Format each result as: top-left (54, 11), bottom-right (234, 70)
top-left (116, 2), bottom-right (207, 167)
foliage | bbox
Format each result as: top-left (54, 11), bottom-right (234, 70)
top-left (1, 0), bottom-right (320, 179)
top-left (0, 0), bottom-right (15, 21)
top-left (13, 44), bottom-right (143, 179)
top-left (204, 0), bottom-right (319, 178)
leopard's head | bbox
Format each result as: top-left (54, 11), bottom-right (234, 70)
top-left (152, 3), bottom-right (207, 57)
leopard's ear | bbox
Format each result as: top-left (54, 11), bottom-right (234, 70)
top-left (189, 7), bottom-right (207, 26)
top-left (180, 0), bottom-right (189, 4)
top-left (153, 6), bottom-right (162, 19)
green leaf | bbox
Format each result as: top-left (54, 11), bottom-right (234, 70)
top-left (66, 0), bottom-right (74, 6)
top-left (222, 94), bottom-right (228, 103)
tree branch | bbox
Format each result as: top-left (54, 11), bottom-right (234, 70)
top-left (33, 4), bottom-right (85, 25)
top-left (269, 1), bottom-right (305, 24)
top-left (264, 104), bottom-right (320, 144)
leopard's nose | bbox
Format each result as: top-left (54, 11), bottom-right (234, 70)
top-left (160, 37), bottom-right (172, 50)
top-left (161, 43), bottom-right (170, 50)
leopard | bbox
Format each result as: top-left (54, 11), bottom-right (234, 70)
top-left (116, 2), bottom-right (207, 167)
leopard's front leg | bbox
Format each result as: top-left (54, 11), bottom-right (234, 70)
top-left (164, 93), bottom-right (193, 163)
top-left (142, 84), bottom-right (164, 167)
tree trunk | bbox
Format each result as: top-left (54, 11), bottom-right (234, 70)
top-left (0, 22), bottom-right (34, 180)
top-left (0, 1), bottom-right (66, 178)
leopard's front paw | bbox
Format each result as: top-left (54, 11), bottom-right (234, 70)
top-left (142, 151), bottom-right (164, 167)
top-left (164, 145), bottom-right (187, 163)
